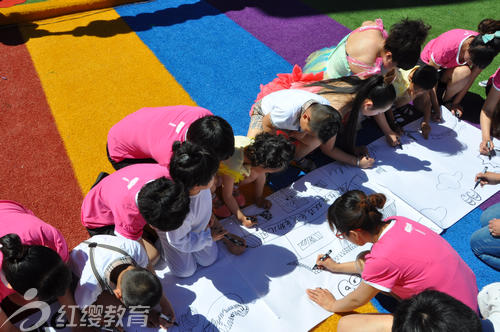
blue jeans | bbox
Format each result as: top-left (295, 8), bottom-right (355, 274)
top-left (471, 203), bottom-right (500, 271)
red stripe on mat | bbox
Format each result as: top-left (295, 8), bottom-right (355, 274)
top-left (0, 26), bottom-right (88, 249)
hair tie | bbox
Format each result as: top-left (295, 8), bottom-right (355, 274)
top-left (482, 31), bottom-right (500, 44)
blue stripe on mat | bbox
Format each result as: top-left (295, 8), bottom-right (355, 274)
top-left (115, 0), bottom-right (292, 136)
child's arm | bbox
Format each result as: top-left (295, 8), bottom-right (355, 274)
top-left (373, 113), bottom-right (401, 147)
top-left (220, 174), bottom-right (257, 227)
top-left (476, 171), bottom-right (500, 186)
top-left (320, 137), bottom-right (375, 169)
top-left (306, 282), bottom-right (380, 313)
top-left (57, 289), bottom-right (97, 332)
top-left (480, 88), bottom-right (500, 154)
top-left (254, 172), bottom-right (271, 209)
top-left (449, 66), bottom-right (482, 115)
top-left (156, 294), bottom-right (176, 329)
top-left (261, 113), bottom-right (276, 134)
top-left (0, 310), bottom-right (21, 332)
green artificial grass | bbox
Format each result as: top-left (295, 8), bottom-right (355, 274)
top-left (301, 0), bottom-right (500, 97)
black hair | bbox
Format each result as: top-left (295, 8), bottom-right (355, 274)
top-left (137, 177), bottom-right (190, 232)
top-left (245, 132), bottom-right (295, 170)
top-left (392, 290), bottom-right (481, 332)
top-left (169, 141), bottom-right (219, 190)
top-left (307, 103), bottom-right (342, 143)
top-left (412, 65), bottom-right (439, 90)
top-left (120, 267), bottom-right (162, 308)
top-left (469, 19), bottom-right (500, 69)
top-left (308, 74), bottom-right (396, 153)
top-left (327, 190), bottom-right (387, 236)
top-left (385, 18), bottom-right (431, 70)
top-left (187, 115), bottom-right (235, 161)
top-left (0, 234), bottom-right (71, 302)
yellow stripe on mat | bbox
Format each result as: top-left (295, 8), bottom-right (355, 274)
top-left (310, 303), bottom-right (380, 331)
top-left (20, 9), bottom-right (196, 193)
top-left (0, 0), bottom-right (141, 25)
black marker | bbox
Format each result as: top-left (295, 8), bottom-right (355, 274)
top-left (488, 141), bottom-right (492, 160)
top-left (395, 142), bottom-right (403, 150)
top-left (224, 234), bottom-right (247, 247)
top-left (454, 111), bottom-right (461, 122)
top-left (474, 166), bottom-right (488, 190)
top-left (312, 249), bottom-right (332, 270)
top-left (160, 313), bottom-right (179, 327)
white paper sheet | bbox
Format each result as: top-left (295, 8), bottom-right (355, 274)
top-left (16, 107), bottom-right (499, 332)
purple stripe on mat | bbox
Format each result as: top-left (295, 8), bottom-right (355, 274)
top-left (480, 191), bottom-right (500, 210)
top-left (205, 0), bottom-right (350, 66)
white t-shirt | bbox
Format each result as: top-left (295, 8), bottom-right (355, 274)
top-left (69, 235), bottom-right (149, 309)
top-left (260, 89), bottom-right (330, 131)
top-left (165, 188), bottom-right (213, 253)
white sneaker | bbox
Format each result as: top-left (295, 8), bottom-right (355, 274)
top-left (479, 283), bottom-right (500, 331)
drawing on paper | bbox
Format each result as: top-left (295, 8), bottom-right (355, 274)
top-left (436, 172), bottom-right (463, 191)
top-left (332, 174), bottom-right (365, 195)
top-left (286, 260), bottom-right (322, 274)
top-left (338, 275), bottom-right (361, 297)
top-left (419, 206), bottom-right (447, 226)
top-left (477, 154), bottom-right (500, 169)
top-left (296, 232), bottom-right (323, 251)
top-left (461, 190), bottom-right (482, 206)
top-left (257, 210), bottom-right (273, 221)
top-left (273, 187), bottom-right (308, 213)
top-left (205, 294), bottom-right (249, 332)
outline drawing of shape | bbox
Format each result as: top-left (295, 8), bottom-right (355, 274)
top-left (436, 171), bottom-right (463, 191)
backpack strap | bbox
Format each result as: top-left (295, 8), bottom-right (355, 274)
top-left (83, 241), bottom-right (138, 294)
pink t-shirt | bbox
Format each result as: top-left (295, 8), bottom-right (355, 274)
top-left (0, 200), bottom-right (69, 302)
top-left (81, 163), bottom-right (171, 240)
top-left (489, 67), bottom-right (500, 91)
top-left (421, 29), bottom-right (479, 68)
top-left (362, 216), bottom-right (478, 310)
top-left (107, 106), bottom-right (212, 165)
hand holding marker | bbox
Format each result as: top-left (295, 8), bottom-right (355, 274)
top-left (312, 249), bottom-right (332, 270)
top-left (224, 234), bottom-right (247, 247)
top-left (160, 313), bottom-right (179, 327)
top-left (474, 166), bottom-right (488, 189)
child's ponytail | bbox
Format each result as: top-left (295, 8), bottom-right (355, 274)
top-left (469, 19), bottom-right (500, 69)
top-left (0, 234), bottom-right (71, 302)
top-left (328, 190), bottom-right (387, 236)
top-left (0, 233), bottom-right (26, 263)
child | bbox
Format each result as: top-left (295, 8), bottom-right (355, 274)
top-left (213, 133), bottom-right (295, 227)
top-left (157, 141), bottom-right (244, 278)
top-left (480, 66), bottom-right (500, 155)
top-left (337, 290), bottom-right (483, 332)
top-left (306, 190), bottom-right (478, 315)
top-left (107, 105), bottom-right (234, 169)
top-left (0, 200), bottom-right (73, 332)
top-left (247, 88), bottom-right (349, 169)
top-left (470, 169), bottom-right (500, 271)
top-left (81, 163), bottom-right (190, 265)
top-left (304, 18), bottom-right (430, 79)
top-left (420, 19), bottom-right (500, 119)
top-left (390, 65), bottom-right (439, 138)
top-left (249, 72), bottom-right (395, 167)
top-left (69, 234), bottom-right (176, 329)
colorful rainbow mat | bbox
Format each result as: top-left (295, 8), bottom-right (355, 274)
top-left (1, 0), bottom-right (499, 330)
